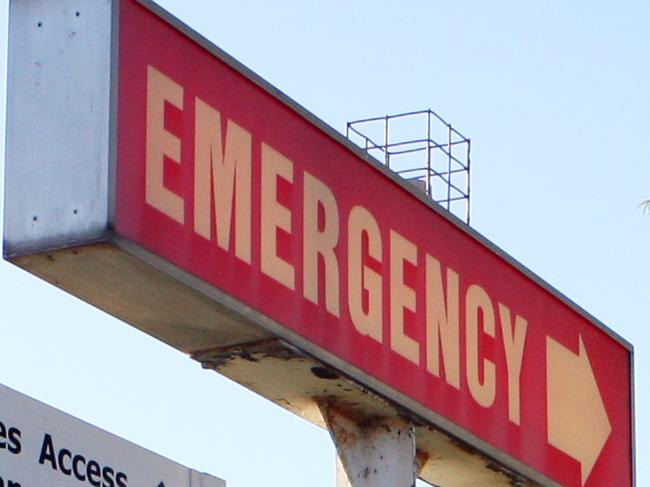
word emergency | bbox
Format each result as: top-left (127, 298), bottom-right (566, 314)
top-left (144, 65), bottom-right (529, 425)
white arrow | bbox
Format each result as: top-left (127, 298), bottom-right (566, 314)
top-left (546, 335), bottom-right (611, 486)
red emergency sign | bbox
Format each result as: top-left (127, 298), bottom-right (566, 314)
top-left (115, 1), bottom-right (633, 486)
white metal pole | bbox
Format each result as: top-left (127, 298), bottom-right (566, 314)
top-left (321, 404), bottom-right (417, 487)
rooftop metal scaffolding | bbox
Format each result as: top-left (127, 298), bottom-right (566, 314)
top-left (346, 109), bottom-right (471, 224)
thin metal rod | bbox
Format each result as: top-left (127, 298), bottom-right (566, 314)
top-left (349, 108), bottom-right (470, 140)
top-left (348, 109), bottom-right (430, 125)
top-left (426, 110), bottom-right (432, 197)
top-left (466, 139), bottom-right (471, 224)
top-left (447, 124), bottom-right (452, 210)
top-left (398, 167), bottom-right (468, 179)
top-left (384, 115), bottom-right (389, 167)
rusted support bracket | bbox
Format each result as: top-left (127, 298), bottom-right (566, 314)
top-left (320, 403), bottom-right (419, 487)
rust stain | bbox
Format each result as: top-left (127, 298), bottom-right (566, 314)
top-left (191, 338), bottom-right (302, 369)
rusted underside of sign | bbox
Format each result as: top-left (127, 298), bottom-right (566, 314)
top-left (10, 242), bottom-right (539, 487)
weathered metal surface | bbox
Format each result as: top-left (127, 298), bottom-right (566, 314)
top-left (4, 0), bottom-right (113, 256)
top-left (193, 337), bottom-right (536, 486)
top-left (10, 244), bottom-right (273, 352)
top-left (321, 407), bottom-right (416, 487)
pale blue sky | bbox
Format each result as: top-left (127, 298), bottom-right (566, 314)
top-left (1, 1), bottom-right (648, 486)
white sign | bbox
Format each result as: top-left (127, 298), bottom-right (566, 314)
top-left (0, 384), bottom-right (225, 487)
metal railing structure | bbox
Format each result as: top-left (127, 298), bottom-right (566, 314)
top-left (346, 109), bottom-right (471, 224)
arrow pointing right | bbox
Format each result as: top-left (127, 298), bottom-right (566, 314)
top-left (546, 335), bottom-right (612, 486)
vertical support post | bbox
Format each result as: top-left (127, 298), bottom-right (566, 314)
top-left (384, 115), bottom-right (390, 168)
top-left (320, 404), bottom-right (417, 487)
top-left (336, 445), bottom-right (429, 487)
top-left (466, 139), bottom-right (471, 225)
top-left (447, 123), bottom-right (452, 212)
top-left (426, 110), bottom-right (432, 198)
